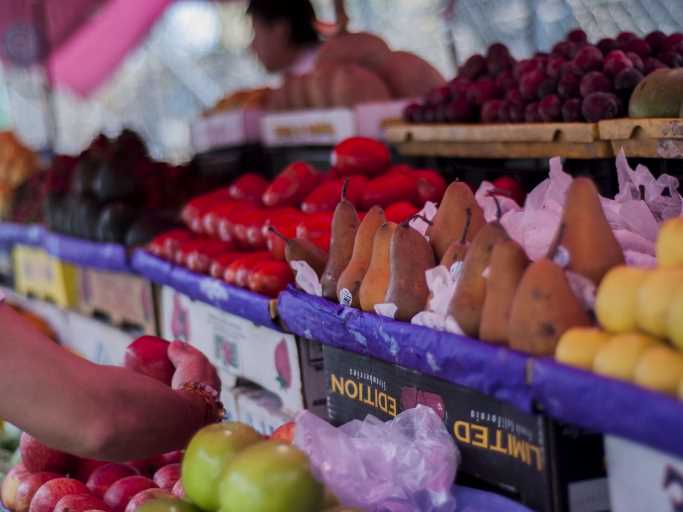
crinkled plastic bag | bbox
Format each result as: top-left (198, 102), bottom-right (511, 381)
top-left (291, 260), bottom-right (322, 296)
top-left (294, 405), bottom-right (460, 512)
top-left (411, 264), bottom-right (464, 334)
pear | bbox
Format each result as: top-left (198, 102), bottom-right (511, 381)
top-left (555, 327), bottom-right (610, 370)
top-left (636, 268), bottom-right (683, 338)
top-left (320, 180), bottom-right (360, 299)
top-left (385, 222), bottom-right (436, 321)
top-left (508, 259), bottom-right (591, 356)
top-left (440, 207), bottom-right (473, 269)
top-left (595, 266), bottom-right (649, 333)
top-left (427, 182), bottom-right (485, 261)
top-left (634, 345), bottom-right (683, 395)
top-left (550, 177), bottom-right (624, 285)
top-left (657, 216), bottom-right (683, 267)
top-left (336, 206), bottom-right (385, 307)
top-left (270, 228), bottom-right (328, 277)
top-left (359, 222), bottom-right (397, 312)
top-left (667, 283), bottom-right (683, 350)
top-left (479, 240), bottom-right (529, 345)
top-left (593, 333), bottom-right (660, 381)
top-left (449, 221), bottom-right (508, 337)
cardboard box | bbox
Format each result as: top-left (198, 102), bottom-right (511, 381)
top-left (191, 109), bottom-right (262, 152)
top-left (323, 346), bottom-right (608, 512)
top-left (606, 435), bottom-right (683, 511)
top-left (158, 285), bottom-right (326, 415)
top-left (62, 311), bottom-right (136, 366)
top-left (261, 108), bottom-right (355, 146)
top-left (13, 245), bottom-right (79, 308)
top-left (78, 267), bottom-right (157, 335)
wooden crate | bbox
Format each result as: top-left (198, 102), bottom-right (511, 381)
top-left (78, 267), bottom-right (157, 335)
top-left (599, 118), bottom-right (683, 158)
top-left (13, 245), bottom-right (79, 308)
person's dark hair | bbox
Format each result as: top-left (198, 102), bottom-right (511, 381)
top-left (247, 0), bottom-right (320, 46)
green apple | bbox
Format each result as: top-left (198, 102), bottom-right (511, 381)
top-left (219, 440), bottom-right (323, 512)
top-left (181, 422), bottom-right (262, 511)
top-left (137, 498), bottom-right (201, 512)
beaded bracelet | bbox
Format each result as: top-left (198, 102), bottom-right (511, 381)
top-left (179, 382), bottom-right (225, 424)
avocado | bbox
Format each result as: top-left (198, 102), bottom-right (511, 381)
top-left (72, 197), bottom-right (101, 240)
top-left (124, 213), bottom-right (181, 247)
top-left (96, 202), bottom-right (138, 244)
top-left (92, 160), bottom-right (142, 203)
top-left (70, 156), bottom-right (101, 197)
top-left (629, 68), bottom-right (683, 118)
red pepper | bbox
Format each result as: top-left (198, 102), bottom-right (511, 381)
top-left (262, 162), bottom-right (320, 207)
top-left (186, 240), bottom-right (236, 274)
top-left (300, 175), bottom-right (367, 213)
top-left (361, 172), bottom-right (420, 209)
top-left (414, 169), bottom-right (447, 205)
top-left (147, 229), bottom-right (195, 260)
top-left (385, 201), bottom-right (420, 223)
top-left (247, 260), bottom-right (294, 297)
top-left (244, 207), bottom-right (300, 249)
top-left (224, 253), bottom-right (272, 286)
top-left (331, 137), bottom-right (390, 177)
top-left (202, 200), bottom-right (253, 238)
top-left (262, 212), bottom-right (305, 260)
top-left (209, 252), bottom-right (247, 279)
top-left (228, 173), bottom-right (270, 203)
top-left (216, 205), bottom-right (261, 245)
top-left (181, 188), bottom-right (231, 230)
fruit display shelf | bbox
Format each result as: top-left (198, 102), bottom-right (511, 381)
top-left (131, 250), bottom-right (279, 332)
top-left (0, 223), bottom-right (44, 247)
top-left (599, 117), bottom-right (683, 158)
top-left (385, 121), bottom-right (613, 160)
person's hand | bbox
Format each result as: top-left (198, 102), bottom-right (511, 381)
top-left (167, 341), bottom-right (221, 392)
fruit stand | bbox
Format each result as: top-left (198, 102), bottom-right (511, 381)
top-left (0, 2), bottom-right (682, 512)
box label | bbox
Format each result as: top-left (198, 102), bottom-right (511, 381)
top-left (261, 109), bottom-right (355, 146)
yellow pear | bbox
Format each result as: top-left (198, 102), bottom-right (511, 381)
top-left (667, 283), bottom-right (683, 350)
top-left (636, 268), bottom-right (683, 338)
top-left (593, 333), bottom-right (660, 381)
top-left (657, 216), bottom-right (683, 267)
top-left (634, 345), bottom-right (683, 395)
top-left (595, 266), bottom-right (650, 333)
top-left (555, 327), bottom-right (611, 370)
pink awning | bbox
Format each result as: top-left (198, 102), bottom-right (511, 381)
top-left (0, 0), bottom-right (172, 96)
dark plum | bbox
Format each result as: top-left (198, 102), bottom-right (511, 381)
top-left (466, 78), bottom-right (500, 106)
top-left (448, 78), bottom-right (471, 100)
top-left (426, 86), bottom-right (452, 106)
top-left (445, 96), bottom-right (475, 122)
top-left (604, 50), bottom-right (633, 76)
top-left (552, 41), bottom-right (575, 59)
top-left (573, 45), bottom-right (603, 72)
top-left (597, 38), bottom-right (619, 56)
top-left (537, 77), bottom-right (558, 99)
top-left (487, 42), bottom-right (511, 60)
top-left (622, 38), bottom-right (651, 58)
top-left (659, 51), bottom-right (683, 68)
top-left (506, 100), bottom-right (525, 123)
top-left (403, 103), bottom-right (422, 123)
top-left (519, 70), bottom-right (547, 101)
top-left (626, 52), bottom-right (644, 72)
top-left (567, 29), bottom-right (588, 44)
top-left (616, 32), bottom-right (638, 45)
top-left (505, 89), bottom-right (523, 104)
top-left (546, 56), bottom-right (565, 79)
top-left (481, 99), bottom-right (504, 123)
top-left (495, 70), bottom-right (517, 92)
top-left (663, 33), bottom-right (683, 52)
top-left (538, 94), bottom-right (562, 122)
top-left (645, 31), bottom-right (667, 53)
top-left (422, 106), bottom-right (437, 123)
top-left (560, 60), bottom-right (581, 78)
top-left (460, 54), bottom-right (487, 80)
top-left (558, 72), bottom-right (582, 99)
top-left (580, 71), bottom-right (612, 97)
top-left (514, 58), bottom-right (544, 80)
top-left (524, 102), bottom-right (541, 123)
top-left (561, 98), bottom-right (583, 122)
top-left (614, 68), bottom-right (644, 94)
top-left (581, 92), bottom-right (620, 122)
top-left (487, 42), bottom-right (513, 75)
top-left (644, 57), bottom-right (668, 74)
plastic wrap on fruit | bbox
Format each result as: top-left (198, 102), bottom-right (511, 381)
top-left (474, 181), bottom-right (521, 222)
top-left (409, 201), bottom-right (437, 237)
top-left (290, 260), bottom-right (322, 296)
top-left (374, 302), bottom-right (397, 319)
top-left (294, 405), bottom-right (459, 512)
top-left (411, 264), bottom-right (464, 335)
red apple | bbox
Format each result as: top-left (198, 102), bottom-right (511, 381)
top-left (54, 494), bottom-right (110, 512)
top-left (170, 481), bottom-right (185, 500)
top-left (152, 466), bottom-right (179, 491)
top-left (124, 489), bottom-right (173, 512)
top-left (270, 422), bottom-right (295, 444)
top-left (19, 434), bottom-right (74, 474)
top-left (124, 460), bottom-right (157, 478)
top-left (87, 464), bottom-right (139, 499)
top-left (156, 452), bottom-right (182, 466)
top-left (15, 473), bottom-right (61, 512)
top-left (123, 336), bottom-right (174, 385)
top-left (103, 477), bottom-right (156, 512)
top-left (491, 176), bottom-right (526, 206)
top-left (74, 460), bottom-right (108, 483)
top-left (29, 478), bottom-right (89, 512)
top-left (2, 464), bottom-right (29, 510)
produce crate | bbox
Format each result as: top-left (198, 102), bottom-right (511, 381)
top-left (78, 267), bottom-right (157, 335)
top-left (191, 109), bottom-right (262, 153)
top-left (158, 285), bottom-right (326, 416)
top-left (385, 122), bottom-right (613, 159)
top-left (599, 118), bottom-right (683, 158)
top-left (605, 436), bottom-right (683, 512)
top-left (13, 244), bottom-right (79, 308)
top-left (324, 346), bottom-right (608, 512)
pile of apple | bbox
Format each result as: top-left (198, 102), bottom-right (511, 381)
top-left (405, 29), bottom-right (683, 124)
top-left (146, 137), bottom-right (448, 298)
top-left (556, 216), bottom-right (683, 399)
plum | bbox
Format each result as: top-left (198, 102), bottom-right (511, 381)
top-left (643, 57), bottom-right (668, 74)
top-left (495, 70), bottom-right (517, 92)
top-left (537, 76), bottom-right (558, 99)
top-left (426, 86), bottom-right (451, 106)
top-left (519, 70), bottom-right (547, 101)
top-left (466, 78), bottom-right (500, 106)
top-left (597, 38), bottom-right (619, 56)
top-left (538, 94), bottom-right (562, 122)
top-left (445, 96), bottom-right (475, 122)
top-left (505, 89), bottom-right (523, 104)
top-left (659, 51), bottom-right (683, 68)
top-left (514, 58), bottom-right (544, 80)
top-left (614, 68), bottom-right (644, 94)
top-left (506, 100), bottom-right (525, 123)
top-left (581, 92), bottom-right (620, 122)
top-left (573, 45), bottom-right (603, 72)
top-left (626, 52), bottom-right (645, 72)
top-left (448, 78), bottom-right (471, 100)
top-left (561, 98), bottom-right (583, 122)
top-left (558, 72), bottom-right (582, 99)
top-left (524, 102), bottom-right (541, 123)
top-left (403, 103), bottom-right (422, 123)
top-left (580, 71), bottom-right (612, 97)
top-left (663, 33), bottom-right (683, 53)
top-left (604, 50), bottom-right (633, 76)
top-left (616, 32), bottom-right (638, 45)
top-left (567, 29), bottom-right (588, 44)
top-left (645, 31), bottom-right (667, 53)
top-left (622, 38), bottom-right (651, 58)
top-left (481, 100), bottom-right (504, 123)
top-left (546, 56), bottom-right (565, 79)
top-left (487, 43), bottom-right (513, 75)
top-left (460, 54), bottom-right (487, 80)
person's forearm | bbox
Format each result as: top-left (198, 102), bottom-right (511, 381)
top-left (0, 304), bottom-right (207, 460)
